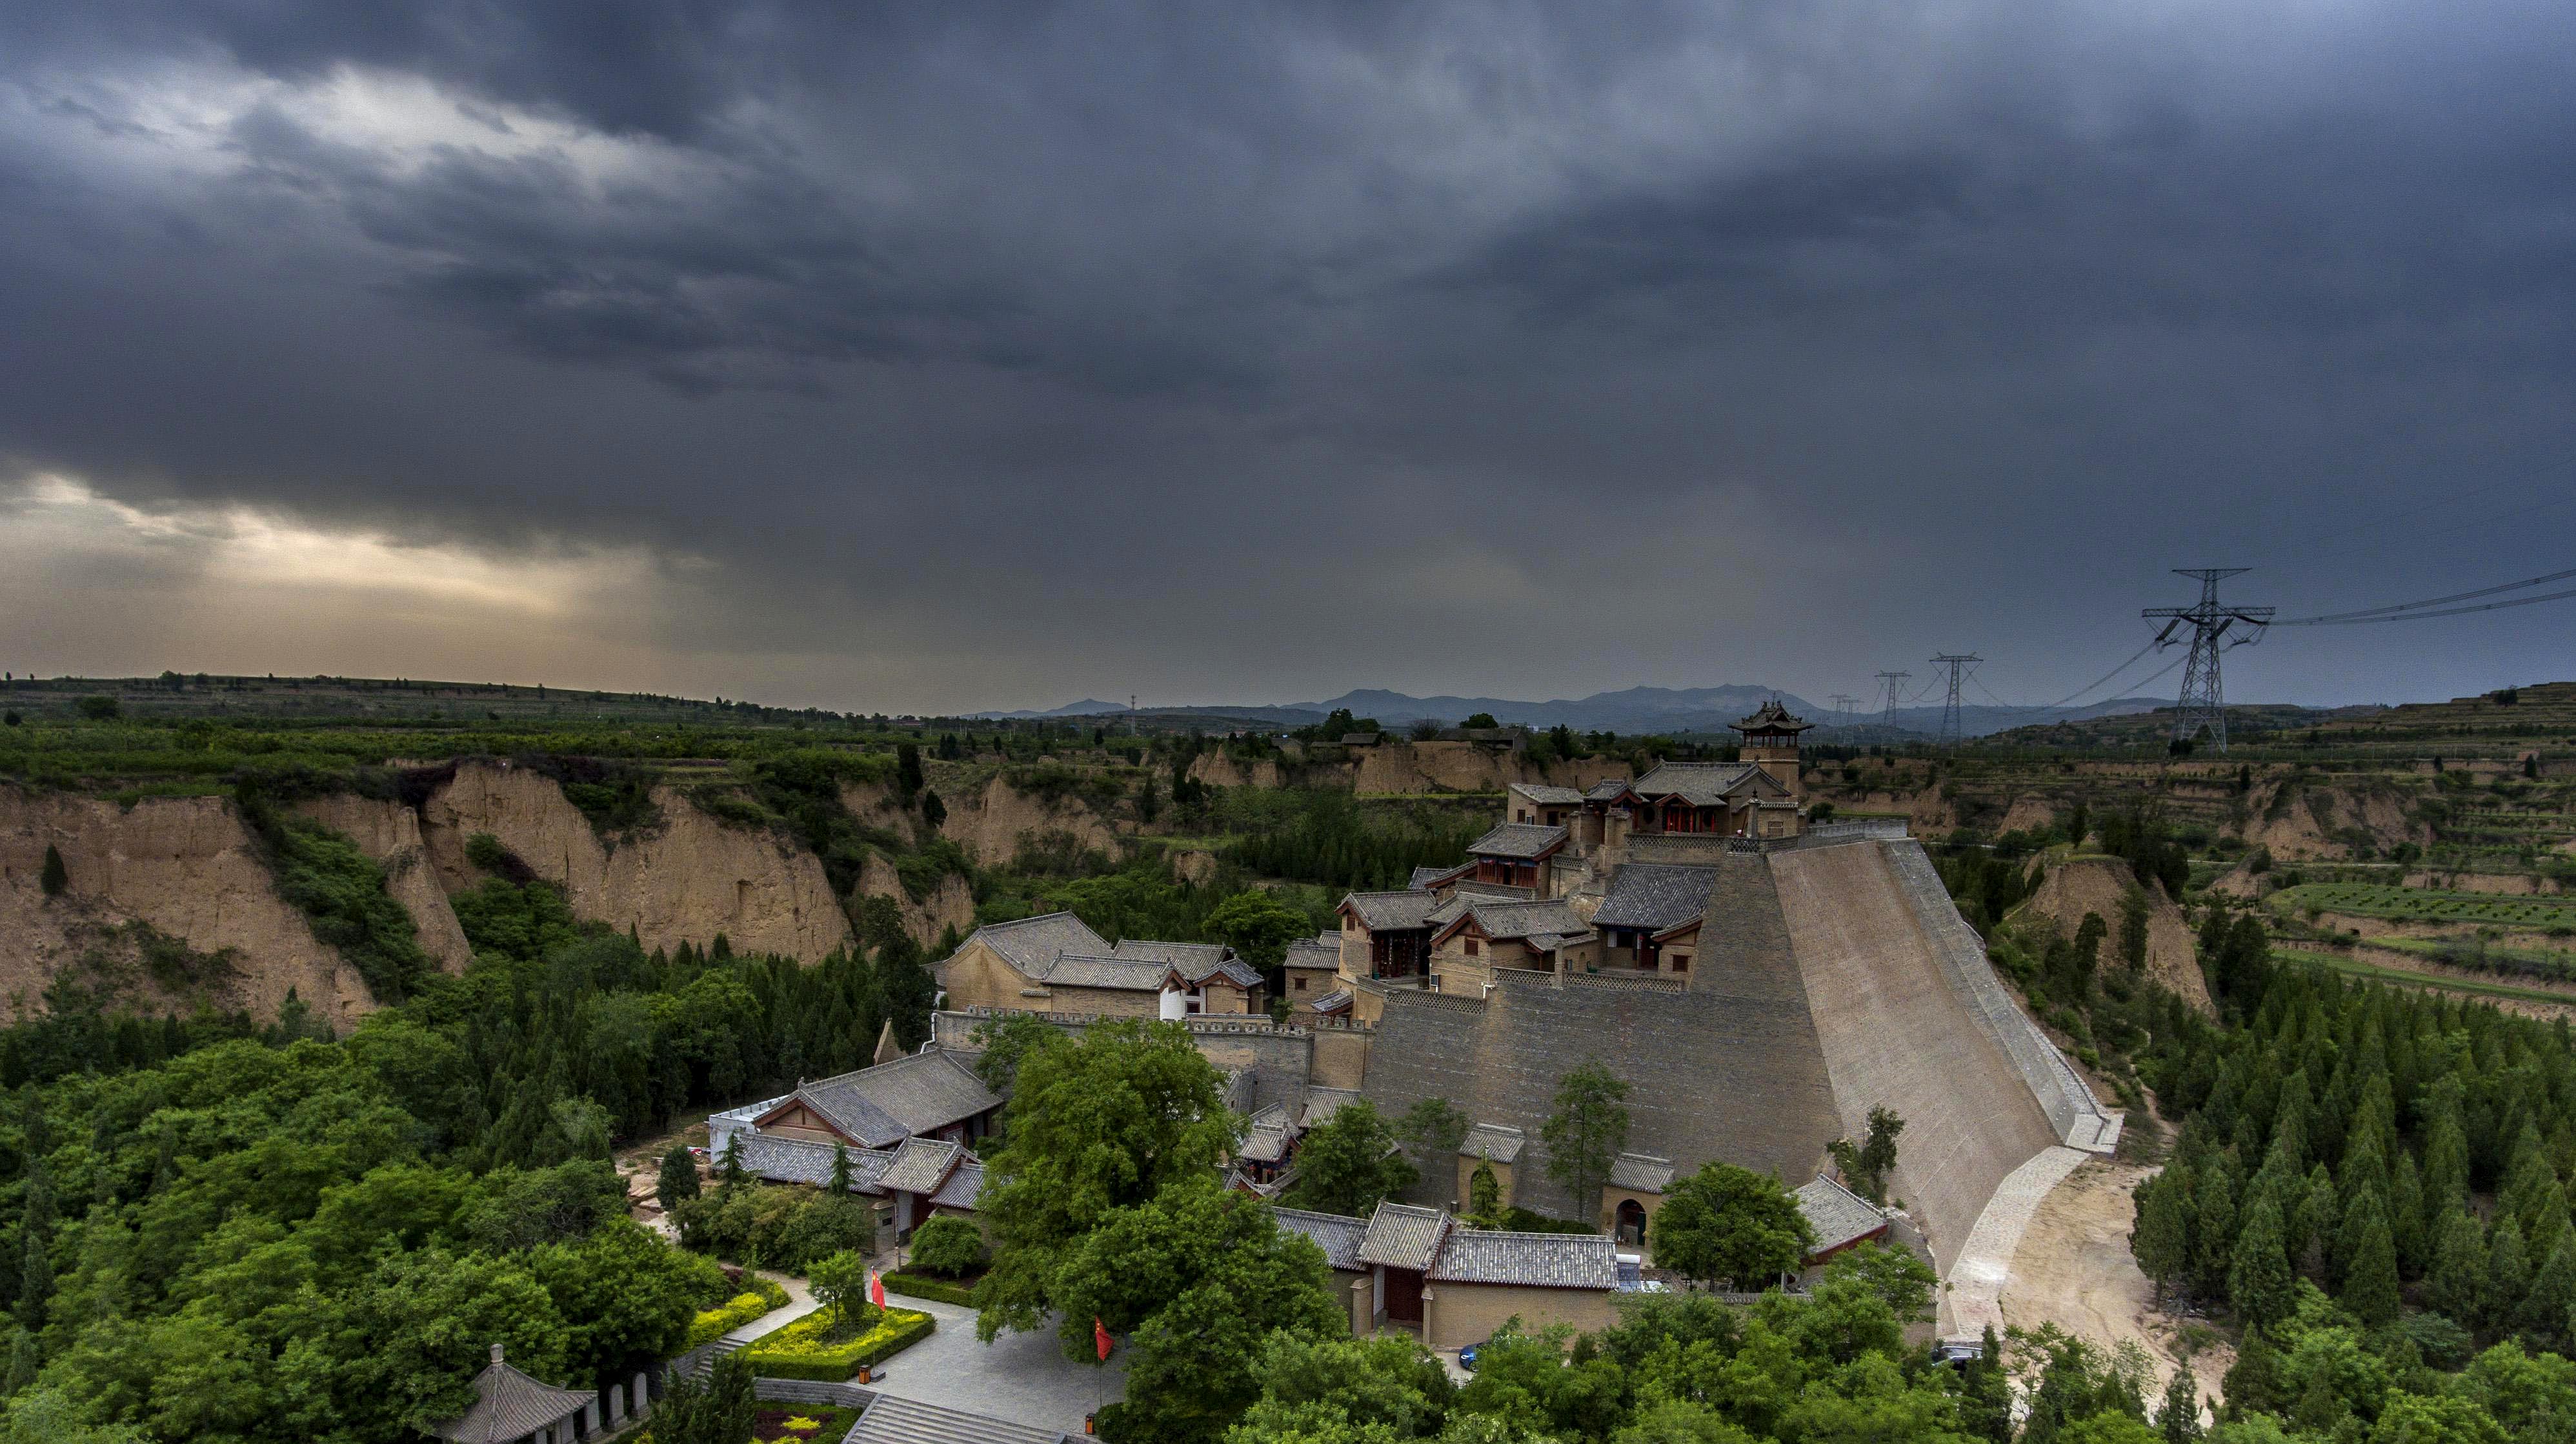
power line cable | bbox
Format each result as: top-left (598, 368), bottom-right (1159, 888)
top-left (2284, 583), bottom-right (2576, 625)
top-left (2299, 448), bottom-right (2576, 552)
top-left (2276, 564), bottom-right (2576, 625)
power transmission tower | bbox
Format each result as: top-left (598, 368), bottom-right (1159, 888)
top-left (1828, 693), bottom-right (1859, 730)
top-left (1873, 671), bottom-right (1910, 732)
top-left (1930, 654), bottom-right (1980, 748)
top-left (2144, 568), bottom-right (2274, 753)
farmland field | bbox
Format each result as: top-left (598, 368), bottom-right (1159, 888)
top-left (2273, 948), bottom-right (2576, 1007)
top-left (2265, 881), bottom-right (2576, 929)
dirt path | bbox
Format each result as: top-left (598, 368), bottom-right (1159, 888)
top-left (1999, 1159), bottom-right (2230, 1420)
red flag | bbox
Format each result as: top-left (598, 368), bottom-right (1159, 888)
top-left (868, 1270), bottom-right (887, 1310)
top-left (1094, 1317), bottom-right (1113, 1361)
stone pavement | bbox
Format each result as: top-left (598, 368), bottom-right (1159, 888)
top-left (725, 1270), bottom-right (821, 1346)
top-left (858, 1294), bottom-right (1127, 1436)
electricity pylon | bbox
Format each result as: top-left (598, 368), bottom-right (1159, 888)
top-left (1828, 694), bottom-right (1859, 730)
top-left (1929, 655), bottom-right (1980, 748)
top-left (1873, 671), bottom-right (1910, 732)
top-left (2144, 568), bottom-right (2274, 753)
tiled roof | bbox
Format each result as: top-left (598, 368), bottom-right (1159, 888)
top-left (427, 1349), bottom-right (594, 1442)
top-left (1041, 954), bottom-right (1183, 992)
top-left (1585, 779), bottom-right (1638, 802)
top-left (1436, 897), bottom-right (1591, 945)
top-left (1460, 1123), bottom-right (1526, 1164)
top-left (846, 1394), bottom-right (1077, 1444)
top-left (1271, 1207), bottom-right (1369, 1272)
top-left (782, 1051), bottom-right (1001, 1148)
top-left (1342, 891), bottom-right (1441, 931)
top-left (1733, 699), bottom-right (1812, 734)
top-left (1111, 939), bottom-right (1258, 987)
top-left (1590, 865), bottom-right (1720, 933)
top-left (1429, 1230), bottom-right (1618, 1290)
top-left (1283, 938), bottom-right (1342, 972)
top-left (965, 911), bottom-right (1111, 977)
top-left (1240, 1105), bottom-right (1295, 1164)
top-left (1632, 762), bottom-right (1766, 807)
top-left (880, 1137), bottom-right (964, 1195)
top-left (1356, 1202), bottom-right (1451, 1271)
top-left (736, 1133), bottom-right (894, 1194)
top-left (1609, 1152), bottom-right (1675, 1194)
top-left (1409, 863), bottom-right (1473, 890)
top-left (1300, 1087), bottom-right (1362, 1128)
top-left (1509, 783), bottom-right (1587, 806)
top-left (1795, 1174), bottom-right (1890, 1256)
top-left (1465, 822), bottom-right (1568, 860)
top-left (929, 1158), bottom-right (986, 1211)
top-left (1308, 988), bottom-right (1354, 1015)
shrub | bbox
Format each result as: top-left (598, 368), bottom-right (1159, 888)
top-left (685, 1289), bottom-right (784, 1349)
top-left (734, 1307), bottom-right (934, 1381)
top-left (40, 845), bottom-right (66, 897)
top-left (673, 1186), bottom-right (875, 1272)
top-left (76, 696), bottom-right (119, 721)
top-left (905, 1215), bottom-right (988, 1279)
top-left (880, 1272), bottom-right (976, 1306)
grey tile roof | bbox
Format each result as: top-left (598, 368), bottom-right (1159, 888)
top-left (847, 1394), bottom-right (1077, 1444)
top-left (1283, 938), bottom-right (1342, 972)
top-left (1300, 1087), bottom-right (1362, 1128)
top-left (929, 1158), bottom-right (986, 1210)
top-left (880, 1136), bottom-right (964, 1195)
top-left (1271, 1207), bottom-right (1369, 1271)
top-left (1609, 1152), bottom-right (1675, 1194)
top-left (736, 1132), bottom-right (894, 1193)
top-left (1309, 988), bottom-right (1354, 1014)
top-left (1430, 1230), bottom-right (1618, 1290)
top-left (967, 910), bottom-right (1111, 976)
top-left (1240, 1105), bottom-right (1295, 1164)
top-left (1041, 954), bottom-right (1183, 992)
top-left (1585, 779), bottom-right (1638, 802)
top-left (1111, 939), bottom-right (1259, 987)
top-left (1356, 1202), bottom-right (1451, 1271)
top-left (1632, 761), bottom-right (1767, 807)
top-left (1589, 864), bottom-right (1720, 933)
top-left (1438, 897), bottom-right (1591, 945)
top-left (1342, 891), bottom-right (1441, 931)
top-left (1734, 699), bottom-right (1812, 734)
top-left (1509, 783), bottom-right (1587, 806)
top-left (1461, 1123), bottom-right (1525, 1164)
top-left (1466, 822), bottom-right (1569, 860)
top-left (1795, 1174), bottom-right (1891, 1256)
top-left (785, 1051), bottom-right (1001, 1148)
top-left (1409, 863), bottom-right (1473, 890)
top-left (428, 1350), bottom-right (594, 1442)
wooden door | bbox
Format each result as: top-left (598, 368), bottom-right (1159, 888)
top-left (1383, 1267), bottom-right (1424, 1323)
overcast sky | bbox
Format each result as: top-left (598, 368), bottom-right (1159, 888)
top-left (4, 3), bottom-right (2573, 715)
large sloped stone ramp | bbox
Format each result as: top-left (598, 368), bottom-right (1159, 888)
top-left (1767, 840), bottom-right (2062, 1278)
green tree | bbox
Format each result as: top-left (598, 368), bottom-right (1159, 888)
top-left (907, 1215), bottom-right (988, 1279)
top-left (1647, 1162), bottom-right (1816, 1291)
top-left (1053, 1178), bottom-right (1343, 1441)
top-left (2519, 1235), bottom-right (2576, 1354)
top-left (2134, 1170), bottom-right (2193, 1307)
top-left (1282, 1099), bottom-right (1416, 1219)
top-left (974, 1020), bottom-right (1237, 1339)
top-left (2158, 1369), bottom-right (2201, 1443)
top-left (921, 789), bottom-right (947, 830)
top-left (896, 741), bottom-right (923, 801)
top-left (829, 1142), bottom-right (854, 1196)
top-left (1226, 1330), bottom-right (1453, 1443)
top-left (2484, 1218), bottom-right (2532, 1337)
top-left (2119, 883), bottom-right (2153, 973)
top-left (1204, 890), bottom-right (1314, 971)
top-left (1462, 714), bottom-right (1499, 730)
top-left (2426, 1207), bottom-right (2488, 1324)
top-left (1829, 1107), bottom-right (1906, 1207)
top-left (1399, 1097), bottom-right (1472, 1162)
top-left (2340, 1199), bottom-right (2402, 1327)
top-left (656, 1145), bottom-right (700, 1214)
top-left (718, 1132), bottom-right (747, 1189)
top-left (969, 1012), bottom-right (1066, 1097)
top-left (807, 1250), bottom-right (876, 1333)
top-left (1540, 1061), bottom-right (1631, 1226)
top-left (75, 696), bottom-right (119, 721)
top-left (528, 1218), bottom-right (719, 1384)
top-left (1467, 1161), bottom-right (1504, 1228)
top-left (2228, 1196), bottom-right (2297, 1330)
top-left (39, 846), bottom-right (66, 899)
top-left (653, 1352), bottom-right (758, 1444)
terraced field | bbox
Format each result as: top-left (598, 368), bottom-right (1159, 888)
top-left (2267, 881), bottom-right (2576, 929)
top-left (2275, 948), bottom-right (2576, 1009)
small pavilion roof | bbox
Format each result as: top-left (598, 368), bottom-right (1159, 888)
top-left (426, 1346), bottom-right (593, 1443)
top-left (1465, 822), bottom-right (1569, 861)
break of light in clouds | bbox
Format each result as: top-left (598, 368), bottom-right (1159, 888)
top-left (3, 2), bottom-right (2573, 714)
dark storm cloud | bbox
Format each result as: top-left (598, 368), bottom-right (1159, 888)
top-left (3, 2), bottom-right (2575, 711)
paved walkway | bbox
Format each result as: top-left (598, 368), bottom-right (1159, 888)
top-left (858, 1295), bottom-right (1127, 1435)
top-left (723, 1270), bottom-right (821, 1347)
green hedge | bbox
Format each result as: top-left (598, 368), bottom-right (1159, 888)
top-left (736, 1307), bottom-right (934, 1381)
top-left (683, 1276), bottom-right (793, 1349)
top-left (880, 1272), bottom-right (976, 1306)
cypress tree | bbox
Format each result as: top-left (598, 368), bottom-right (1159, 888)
top-left (2193, 1168), bottom-right (2239, 1300)
top-left (2521, 1234), bottom-right (2576, 1356)
top-left (2291, 1163), bottom-right (2339, 1279)
top-left (2423, 1090), bottom-right (2471, 1209)
top-left (656, 1143), bottom-right (701, 1212)
top-left (2340, 1199), bottom-right (2401, 1327)
top-left (15, 1161), bottom-right (51, 1330)
top-left (2135, 1170), bottom-right (2193, 1307)
top-left (2158, 1369), bottom-right (2201, 1444)
top-left (37, 847), bottom-right (65, 898)
top-left (2389, 1152), bottom-right (2428, 1279)
top-left (2486, 1216), bottom-right (2533, 1337)
top-left (2229, 1195), bottom-right (2297, 1330)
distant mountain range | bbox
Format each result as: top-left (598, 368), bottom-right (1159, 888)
top-left (970, 685), bottom-right (2173, 739)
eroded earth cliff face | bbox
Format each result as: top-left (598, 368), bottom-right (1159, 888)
top-left (0, 789), bottom-right (374, 1027)
top-left (2015, 855), bottom-right (2215, 1016)
top-left (419, 761), bottom-right (854, 961)
top-left (292, 794), bottom-right (476, 976)
top-left (855, 852), bottom-right (976, 948)
top-left (935, 771), bottom-right (1119, 864)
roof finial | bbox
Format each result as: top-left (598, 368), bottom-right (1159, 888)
top-left (490, 1342), bottom-right (504, 1364)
